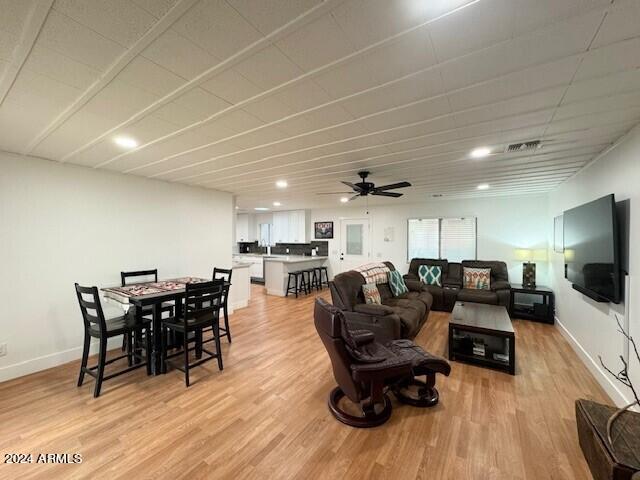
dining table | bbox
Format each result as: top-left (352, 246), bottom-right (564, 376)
top-left (101, 277), bottom-right (229, 375)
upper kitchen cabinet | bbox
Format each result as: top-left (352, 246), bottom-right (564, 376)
top-left (236, 213), bottom-right (249, 242)
top-left (273, 210), bottom-right (308, 243)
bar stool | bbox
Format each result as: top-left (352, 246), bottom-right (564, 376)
top-left (286, 271), bottom-right (307, 298)
top-left (315, 266), bottom-right (329, 290)
top-left (303, 268), bottom-right (319, 293)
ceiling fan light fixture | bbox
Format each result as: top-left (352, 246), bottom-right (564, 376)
top-left (340, 197), bottom-right (349, 203)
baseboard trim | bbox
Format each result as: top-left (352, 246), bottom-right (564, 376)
top-left (0, 337), bottom-right (121, 384)
top-left (555, 316), bottom-right (629, 407)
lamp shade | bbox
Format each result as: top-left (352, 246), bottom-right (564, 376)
top-left (514, 249), bottom-right (533, 261)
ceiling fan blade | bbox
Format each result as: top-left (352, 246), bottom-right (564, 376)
top-left (341, 181), bottom-right (364, 192)
top-left (371, 191), bottom-right (403, 198)
top-left (373, 181), bottom-right (412, 191)
top-left (316, 192), bottom-right (354, 195)
top-left (349, 194), bottom-right (361, 201)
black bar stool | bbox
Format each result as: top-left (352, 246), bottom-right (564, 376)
top-left (315, 266), bottom-right (329, 290)
top-left (286, 271), bottom-right (307, 298)
top-left (303, 268), bottom-right (319, 293)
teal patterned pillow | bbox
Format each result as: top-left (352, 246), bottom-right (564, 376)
top-left (388, 270), bottom-right (409, 297)
top-left (418, 265), bottom-right (442, 286)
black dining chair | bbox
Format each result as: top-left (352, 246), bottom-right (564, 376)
top-left (75, 284), bottom-right (152, 397)
top-left (160, 281), bottom-right (224, 387)
top-left (120, 269), bottom-right (174, 357)
top-left (213, 267), bottom-right (233, 343)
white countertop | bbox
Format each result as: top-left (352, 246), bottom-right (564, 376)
top-left (232, 262), bottom-right (251, 268)
top-left (263, 255), bottom-right (328, 264)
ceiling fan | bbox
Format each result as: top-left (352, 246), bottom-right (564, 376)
top-left (317, 171), bottom-right (412, 201)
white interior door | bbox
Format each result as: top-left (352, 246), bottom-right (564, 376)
top-left (339, 218), bottom-right (370, 273)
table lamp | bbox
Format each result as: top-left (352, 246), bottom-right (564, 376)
top-left (514, 248), bottom-right (547, 288)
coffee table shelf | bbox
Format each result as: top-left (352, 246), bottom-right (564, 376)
top-left (448, 301), bottom-right (515, 375)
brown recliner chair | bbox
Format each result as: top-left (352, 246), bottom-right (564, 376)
top-left (403, 258), bottom-right (461, 312)
top-left (458, 260), bottom-right (511, 307)
top-left (314, 298), bottom-right (451, 428)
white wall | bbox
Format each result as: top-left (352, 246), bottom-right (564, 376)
top-left (548, 124), bottom-right (640, 407)
top-left (0, 152), bottom-right (233, 382)
top-left (309, 194), bottom-right (550, 283)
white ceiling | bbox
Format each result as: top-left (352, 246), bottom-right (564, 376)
top-left (1, 0), bottom-right (639, 210)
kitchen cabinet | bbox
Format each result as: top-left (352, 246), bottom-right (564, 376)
top-left (236, 214), bottom-right (249, 242)
top-left (273, 210), bottom-right (307, 243)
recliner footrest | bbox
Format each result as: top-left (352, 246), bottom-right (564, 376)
top-left (386, 339), bottom-right (451, 377)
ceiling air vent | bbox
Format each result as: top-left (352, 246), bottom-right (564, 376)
top-left (506, 140), bottom-right (541, 153)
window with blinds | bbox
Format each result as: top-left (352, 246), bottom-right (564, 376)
top-left (408, 218), bottom-right (439, 260)
top-left (407, 217), bottom-right (476, 262)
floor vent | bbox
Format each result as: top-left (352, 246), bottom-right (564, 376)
top-left (506, 140), bottom-right (541, 153)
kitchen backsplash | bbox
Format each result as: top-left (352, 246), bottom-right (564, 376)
top-left (237, 241), bottom-right (328, 256)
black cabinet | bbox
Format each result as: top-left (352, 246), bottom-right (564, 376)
top-left (509, 284), bottom-right (555, 324)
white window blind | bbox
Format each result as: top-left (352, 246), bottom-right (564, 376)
top-left (407, 217), bottom-right (476, 262)
top-left (440, 217), bottom-right (476, 262)
top-left (408, 218), bottom-right (439, 260)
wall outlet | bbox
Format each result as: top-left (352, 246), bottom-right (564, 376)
top-left (0, 343), bottom-right (6, 357)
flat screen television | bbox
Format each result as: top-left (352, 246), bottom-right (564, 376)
top-left (564, 194), bottom-right (621, 303)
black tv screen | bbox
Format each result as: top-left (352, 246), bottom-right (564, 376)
top-left (564, 194), bottom-right (620, 303)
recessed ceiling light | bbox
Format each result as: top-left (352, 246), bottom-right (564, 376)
top-left (114, 136), bottom-right (138, 149)
top-left (340, 197), bottom-right (349, 203)
top-left (254, 207), bottom-right (269, 211)
top-left (276, 180), bottom-right (288, 188)
top-left (273, 201), bottom-right (281, 207)
top-left (235, 206), bottom-right (239, 209)
top-left (477, 184), bottom-right (490, 190)
top-left (470, 147), bottom-right (491, 158)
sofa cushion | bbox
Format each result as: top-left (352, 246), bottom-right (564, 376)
top-left (457, 289), bottom-right (499, 305)
top-left (382, 298), bottom-right (426, 338)
top-left (362, 283), bottom-right (381, 304)
top-left (388, 270), bottom-right (409, 296)
top-left (405, 290), bottom-right (435, 310)
top-left (377, 283), bottom-right (394, 301)
top-left (418, 265), bottom-right (442, 286)
top-left (463, 267), bottom-right (491, 290)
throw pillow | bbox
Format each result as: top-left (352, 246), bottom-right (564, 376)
top-left (463, 267), bottom-right (491, 290)
top-left (362, 283), bottom-right (382, 305)
top-left (388, 270), bottom-right (409, 297)
top-left (418, 265), bottom-right (442, 286)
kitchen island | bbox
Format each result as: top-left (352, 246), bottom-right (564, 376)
top-left (263, 255), bottom-right (328, 296)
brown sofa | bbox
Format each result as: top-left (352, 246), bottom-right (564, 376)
top-left (404, 259), bottom-right (511, 310)
top-left (329, 262), bottom-right (432, 341)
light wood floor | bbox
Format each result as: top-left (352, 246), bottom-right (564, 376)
top-left (0, 285), bottom-right (608, 480)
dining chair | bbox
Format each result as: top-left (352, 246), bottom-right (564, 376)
top-left (120, 269), bottom-right (174, 358)
top-left (75, 284), bottom-right (152, 397)
top-left (160, 281), bottom-right (224, 387)
top-left (213, 267), bottom-right (233, 343)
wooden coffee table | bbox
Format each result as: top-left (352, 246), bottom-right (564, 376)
top-left (448, 301), bottom-right (515, 375)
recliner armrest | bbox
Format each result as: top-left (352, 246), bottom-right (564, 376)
top-left (350, 330), bottom-right (376, 346)
top-left (403, 273), bottom-right (419, 281)
top-left (353, 303), bottom-right (396, 316)
top-left (404, 278), bottom-right (424, 292)
top-left (491, 281), bottom-right (511, 291)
